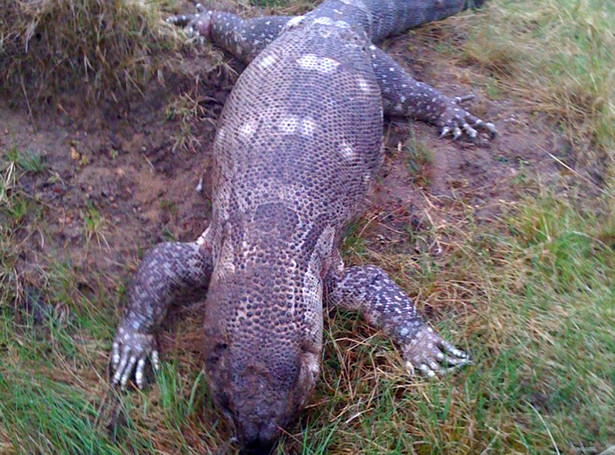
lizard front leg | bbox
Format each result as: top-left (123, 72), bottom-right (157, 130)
top-left (325, 264), bottom-right (469, 377)
top-left (111, 231), bottom-right (213, 388)
top-left (370, 47), bottom-right (497, 140)
top-left (167, 4), bottom-right (293, 62)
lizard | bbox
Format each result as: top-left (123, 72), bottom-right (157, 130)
top-left (110, 0), bottom-right (495, 453)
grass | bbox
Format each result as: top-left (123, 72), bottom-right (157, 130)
top-left (459, 0), bottom-right (615, 177)
top-left (1, 0), bottom-right (614, 454)
top-left (165, 90), bottom-right (209, 154)
top-left (0, 0), bottom-right (213, 105)
top-left (404, 131), bottom-right (435, 187)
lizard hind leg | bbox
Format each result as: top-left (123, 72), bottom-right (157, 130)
top-left (167, 5), bottom-right (294, 62)
top-left (369, 46), bottom-right (497, 140)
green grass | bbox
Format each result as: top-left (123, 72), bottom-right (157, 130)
top-left (460, 0), bottom-right (615, 175)
top-left (1, 0), bottom-right (614, 454)
top-left (405, 130), bottom-right (435, 187)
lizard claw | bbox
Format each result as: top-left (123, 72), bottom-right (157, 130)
top-left (454, 94), bottom-right (475, 104)
top-left (110, 327), bottom-right (159, 389)
top-left (437, 97), bottom-right (497, 141)
top-left (403, 326), bottom-right (470, 378)
top-left (462, 122), bottom-right (478, 139)
top-left (439, 126), bottom-right (451, 138)
top-left (452, 127), bottom-right (462, 140)
top-left (166, 7), bottom-right (213, 40)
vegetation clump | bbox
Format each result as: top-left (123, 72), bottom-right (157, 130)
top-left (0, 0), bottom-right (188, 103)
top-left (460, 0), bottom-right (615, 177)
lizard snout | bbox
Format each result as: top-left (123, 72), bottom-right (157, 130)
top-left (234, 413), bottom-right (280, 455)
top-left (240, 429), bottom-right (277, 455)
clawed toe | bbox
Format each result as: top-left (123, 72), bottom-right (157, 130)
top-left (111, 349), bottom-right (159, 389)
top-left (452, 126), bottom-right (462, 140)
top-left (438, 96), bottom-right (497, 141)
top-left (403, 326), bottom-right (471, 378)
top-left (166, 14), bottom-right (194, 27)
top-left (462, 122), bottom-right (478, 139)
top-left (439, 126), bottom-right (451, 138)
top-left (454, 94), bottom-right (475, 104)
top-left (110, 330), bottom-right (159, 390)
top-left (484, 122), bottom-right (497, 138)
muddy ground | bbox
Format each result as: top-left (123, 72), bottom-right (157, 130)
top-left (2, 10), bottom-right (563, 387)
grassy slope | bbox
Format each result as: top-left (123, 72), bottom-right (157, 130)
top-left (0, 0), bottom-right (613, 454)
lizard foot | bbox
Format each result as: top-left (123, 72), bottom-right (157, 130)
top-left (110, 327), bottom-right (159, 389)
top-left (403, 326), bottom-right (470, 378)
top-left (166, 3), bottom-right (213, 40)
top-left (438, 96), bottom-right (497, 141)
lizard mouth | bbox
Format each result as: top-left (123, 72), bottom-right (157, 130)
top-left (242, 438), bottom-right (276, 455)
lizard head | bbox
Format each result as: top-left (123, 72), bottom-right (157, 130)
top-left (204, 339), bottom-right (320, 453)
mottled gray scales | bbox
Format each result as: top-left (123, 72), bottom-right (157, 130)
top-left (186, 10), bottom-right (293, 61)
top-left (113, 1), bottom-right (490, 453)
top-left (325, 265), bottom-right (467, 377)
top-left (326, 265), bottom-right (424, 338)
top-left (112, 239), bottom-right (213, 388)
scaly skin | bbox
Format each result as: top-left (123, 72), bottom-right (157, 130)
top-left (111, 1), bottom-right (491, 453)
top-left (170, 0), bottom-right (496, 138)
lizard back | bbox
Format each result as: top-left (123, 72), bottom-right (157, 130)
top-left (207, 21), bottom-right (383, 346)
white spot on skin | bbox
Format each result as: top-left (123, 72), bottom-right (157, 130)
top-left (279, 116), bottom-right (299, 134)
top-left (313, 17), bottom-right (335, 26)
top-left (357, 78), bottom-right (371, 93)
top-left (285, 15), bottom-right (304, 29)
top-left (240, 121), bottom-right (256, 137)
top-left (301, 118), bottom-right (316, 136)
top-left (259, 53), bottom-right (277, 69)
top-left (339, 141), bottom-right (356, 160)
top-left (297, 54), bottom-right (340, 73)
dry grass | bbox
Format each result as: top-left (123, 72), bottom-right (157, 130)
top-left (0, 0), bottom-right (202, 104)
